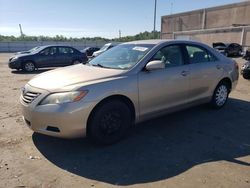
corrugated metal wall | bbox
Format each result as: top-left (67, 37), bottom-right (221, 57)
top-left (0, 41), bottom-right (111, 52)
top-left (161, 1), bottom-right (250, 46)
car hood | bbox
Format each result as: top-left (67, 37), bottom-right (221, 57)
top-left (15, 51), bottom-right (30, 55)
top-left (28, 64), bottom-right (125, 91)
top-left (10, 53), bottom-right (33, 60)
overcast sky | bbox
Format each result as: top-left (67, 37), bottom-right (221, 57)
top-left (0, 0), bottom-right (241, 38)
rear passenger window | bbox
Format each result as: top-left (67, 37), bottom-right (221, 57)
top-left (186, 45), bottom-right (217, 64)
top-left (58, 47), bottom-right (74, 54)
top-left (151, 45), bottom-right (184, 68)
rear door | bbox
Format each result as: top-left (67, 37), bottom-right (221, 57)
top-left (138, 44), bottom-right (190, 117)
top-left (184, 44), bottom-right (224, 102)
top-left (57, 47), bottom-right (74, 65)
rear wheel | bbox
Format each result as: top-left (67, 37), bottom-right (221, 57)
top-left (210, 82), bottom-right (230, 109)
top-left (88, 100), bottom-right (132, 145)
top-left (23, 61), bottom-right (35, 72)
top-left (72, 60), bottom-right (81, 65)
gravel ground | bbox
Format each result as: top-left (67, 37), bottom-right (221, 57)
top-left (0, 53), bottom-right (249, 188)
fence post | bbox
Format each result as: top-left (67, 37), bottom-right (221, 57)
top-left (7, 42), bottom-right (10, 52)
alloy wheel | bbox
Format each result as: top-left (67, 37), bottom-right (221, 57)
top-left (215, 85), bottom-right (228, 107)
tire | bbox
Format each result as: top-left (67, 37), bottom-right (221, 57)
top-left (22, 61), bottom-right (35, 72)
top-left (72, 60), bottom-right (81, 65)
top-left (243, 73), bottom-right (250, 79)
top-left (210, 82), bottom-right (230, 109)
top-left (88, 100), bottom-right (132, 145)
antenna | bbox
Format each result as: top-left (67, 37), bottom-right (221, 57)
top-left (19, 24), bottom-right (24, 37)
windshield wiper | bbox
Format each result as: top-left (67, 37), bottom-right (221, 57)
top-left (91, 63), bottom-right (110, 68)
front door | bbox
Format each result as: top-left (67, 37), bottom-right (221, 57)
top-left (138, 44), bottom-right (189, 118)
top-left (37, 47), bottom-right (57, 67)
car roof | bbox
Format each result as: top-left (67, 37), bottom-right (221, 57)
top-left (122, 39), bottom-right (212, 47)
top-left (41, 45), bottom-right (74, 47)
top-left (124, 39), bottom-right (171, 45)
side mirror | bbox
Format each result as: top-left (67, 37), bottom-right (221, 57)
top-left (145, 60), bottom-right (165, 71)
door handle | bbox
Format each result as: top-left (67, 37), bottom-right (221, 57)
top-left (181, 71), bottom-right (189, 76)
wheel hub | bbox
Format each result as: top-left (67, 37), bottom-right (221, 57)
top-left (215, 85), bottom-right (228, 106)
top-left (100, 111), bottom-right (122, 135)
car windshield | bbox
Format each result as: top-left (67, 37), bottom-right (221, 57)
top-left (89, 44), bottom-right (154, 70)
top-left (29, 46), bottom-right (41, 52)
top-left (100, 44), bottom-right (111, 51)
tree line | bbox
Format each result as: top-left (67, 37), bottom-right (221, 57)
top-left (0, 31), bottom-right (160, 42)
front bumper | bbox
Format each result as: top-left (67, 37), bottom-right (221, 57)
top-left (8, 60), bottom-right (21, 69)
top-left (20, 85), bottom-right (96, 138)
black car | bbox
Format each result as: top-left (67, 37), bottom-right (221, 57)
top-left (212, 42), bottom-right (243, 57)
top-left (241, 61), bottom-right (250, 79)
top-left (243, 48), bottom-right (250, 60)
top-left (9, 45), bottom-right (88, 72)
top-left (80, 47), bottom-right (100, 57)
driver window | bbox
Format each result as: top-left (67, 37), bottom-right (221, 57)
top-left (40, 47), bottom-right (56, 56)
top-left (151, 45), bottom-right (184, 68)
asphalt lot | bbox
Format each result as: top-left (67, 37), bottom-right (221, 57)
top-left (0, 53), bottom-right (249, 188)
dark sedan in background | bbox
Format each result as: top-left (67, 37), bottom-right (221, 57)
top-left (212, 42), bottom-right (242, 57)
top-left (241, 61), bottom-right (250, 79)
top-left (9, 45), bottom-right (88, 72)
top-left (80, 47), bottom-right (100, 57)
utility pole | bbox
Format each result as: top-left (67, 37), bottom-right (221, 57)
top-left (19, 24), bottom-right (24, 38)
top-left (119, 30), bottom-right (121, 39)
top-left (153, 0), bottom-right (157, 39)
top-left (170, 2), bottom-right (173, 15)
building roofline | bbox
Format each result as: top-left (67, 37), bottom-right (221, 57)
top-left (161, 1), bottom-right (250, 19)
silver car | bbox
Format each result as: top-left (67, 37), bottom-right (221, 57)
top-left (20, 40), bottom-right (239, 144)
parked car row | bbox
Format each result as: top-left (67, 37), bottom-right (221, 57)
top-left (80, 47), bottom-right (100, 57)
top-left (9, 45), bottom-right (88, 72)
top-left (9, 43), bottom-right (116, 72)
top-left (212, 42), bottom-right (243, 57)
top-left (212, 42), bottom-right (250, 80)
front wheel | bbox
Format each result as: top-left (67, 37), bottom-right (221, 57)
top-left (23, 61), bottom-right (35, 72)
top-left (88, 100), bottom-right (132, 145)
top-left (210, 82), bottom-right (229, 109)
top-left (243, 72), bottom-right (250, 79)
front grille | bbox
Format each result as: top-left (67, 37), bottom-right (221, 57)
top-left (22, 91), bottom-right (40, 104)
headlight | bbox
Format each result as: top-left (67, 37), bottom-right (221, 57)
top-left (11, 57), bottom-right (19, 61)
top-left (40, 91), bottom-right (88, 105)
